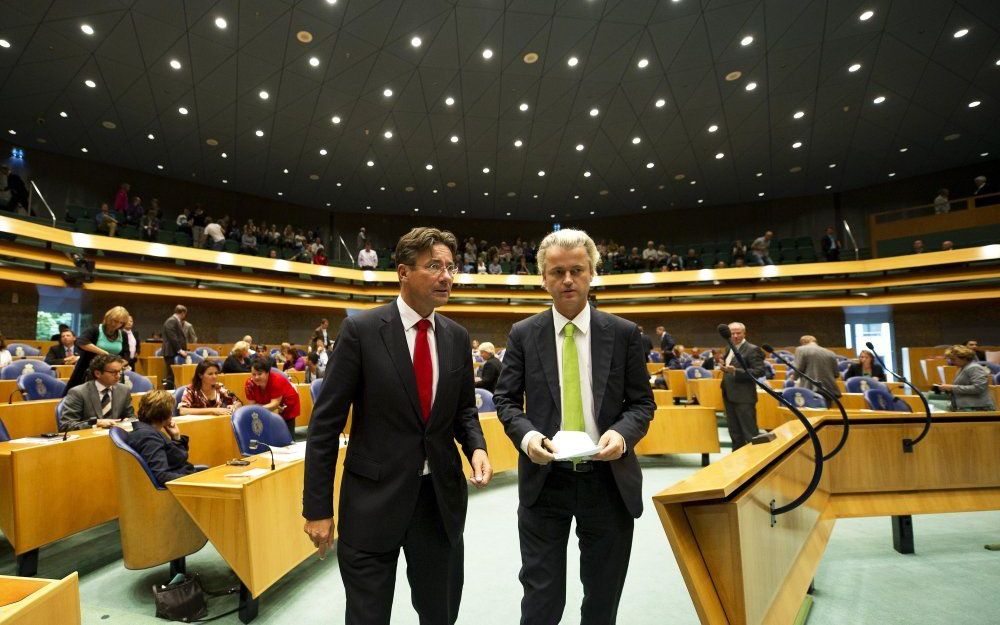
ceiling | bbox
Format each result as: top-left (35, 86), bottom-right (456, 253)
top-left (1, 0), bottom-right (998, 221)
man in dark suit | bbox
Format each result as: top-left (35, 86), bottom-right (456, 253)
top-left (59, 354), bottom-right (135, 430)
top-left (966, 339), bottom-right (986, 362)
top-left (474, 342), bottom-right (503, 393)
top-left (638, 325), bottom-right (654, 361)
top-left (161, 304), bottom-right (189, 389)
top-left (720, 321), bottom-right (766, 450)
top-left (303, 227), bottom-right (492, 625)
top-left (793, 335), bottom-right (842, 407)
top-left (820, 226), bottom-right (841, 261)
top-left (656, 325), bottom-right (675, 357)
top-left (313, 318), bottom-right (332, 347)
top-left (494, 228), bottom-right (655, 625)
top-left (44, 329), bottom-right (80, 366)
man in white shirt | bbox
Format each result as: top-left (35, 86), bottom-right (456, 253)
top-left (203, 218), bottom-right (226, 251)
top-left (357, 241), bottom-right (378, 269)
top-left (494, 228), bottom-right (655, 625)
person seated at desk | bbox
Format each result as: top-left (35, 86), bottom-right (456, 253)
top-left (126, 390), bottom-right (202, 487)
top-left (59, 354), bottom-right (135, 430)
top-left (303, 352), bottom-right (322, 383)
top-left (937, 345), bottom-right (996, 411)
top-left (222, 340), bottom-right (253, 373)
top-left (309, 336), bottom-right (328, 377)
top-left (280, 343), bottom-right (306, 372)
top-left (244, 359), bottom-right (300, 439)
top-left (178, 361), bottom-right (241, 416)
top-left (700, 348), bottom-right (723, 370)
top-left (45, 328), bottom-right (80, 366)
top-left (474, 341), bottom-right (503, 393)
top-left (666, 344), bottom-right (690, 369)
top-left (844, 349), bottom-right (885, 381)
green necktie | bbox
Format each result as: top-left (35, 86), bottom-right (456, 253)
top-left (562, 322), bottom-right (585, 431)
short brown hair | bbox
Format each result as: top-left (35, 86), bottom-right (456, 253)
top-left (174, 304), bottom-right (188, 315)
top-left (90, 354), bottom-right (125, 376)
top-left (944, 345), bottom-right (977, 362)
top-left (138, 390), bottom-right (175, 424)
top-left (394, 227), bottom-right (458, 268)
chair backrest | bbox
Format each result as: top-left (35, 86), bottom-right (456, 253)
top-left (685, 366), bottom-right (712, 380)
top-left (309, 378), bottom-right (323, 402)
top-left (172, 386), bottom-right (187, 415)
top-left (174, 352), bottom-right (204, 365)
top-left (195, 347), bottom-right (220, 357)
top-left (836, 360), bottom-right (851, 371)
top-left (1, 360), bottom-right (53, 380)
top-left (982, 362), bottom-right (1000, 375)
top-left (271, 367), bottom-right (291, 380)
top-left (864, 387), bottom-right (899, 411)
top-left (845, 376), bottom-right (885, 394)
top-left (648, 351), bottom-right (663, 363)
top-left (762, 361), bottom-right (775, 379)
top-left (18, 372), bottom-right (66, 400)
top-left (0, 417), bottom-right (9, 442)
top-left (784, 378), bottom-right (796, 388)
top-left (123, 370), bottom-right (154, 393)
top-left (55, 399), bottom-right (64, 430)
top-left (994, 371), bottom-right (1000, 386)
top-left (474, 388), bottom-right (495, 413)
top-left (891, 398), bottom-right (913, 413)
top-left (781, 387), bottom-right (826, 409)
top-left (7, 343), bottom-right (41, 357)
top-left (109, 427), bottom-right (163, 489)
top-left (230, 405), bottom-right (292, 455)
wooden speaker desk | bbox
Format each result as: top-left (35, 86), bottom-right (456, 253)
top-left (635, 406), bottom-right (721, 466)
top-left (653, 410), bottom-right (1000, 624)
top-left (0, 573), bottom-right (79, 624)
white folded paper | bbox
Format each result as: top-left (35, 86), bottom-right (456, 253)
top-left (225, 467), bottom-right (269, 479)
top-left (550, 430), bottom-right (600, 461)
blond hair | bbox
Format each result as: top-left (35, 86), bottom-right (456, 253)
top-left (944, 345), bottom-right (977, 363)
top-left (138, 390), bottom-right (175, 424)
top-left (231, 340), bottom-right (249, 356)
top-left (536, 229), bottom-right (600, 275)
top-left (102, 306), bottom-right (130, 328)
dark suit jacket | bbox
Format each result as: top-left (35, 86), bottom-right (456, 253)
top-left (721, 341), bottom-right (766, 404)
top-left (303, 302), bottom-right (487, 552)
top-left (844, 362), bottom-right (885, 381)
top-left (124, 421), bottom-right (197, 486)
top-left (60, 380), bottom-right (135, 430)
top-left (659, 330), bottom-right (675, 353)
top-left (493, 306), bottom-right (656, 518)
top-left (475, 356), bottom-right (502, 393)
top-left (793, 343), bottom-right (842, 397)
top-left (640, 332), bottom-right (653, 358)
top-left (162, 315), bottom-right (187, 358)
top-left (222, 354), bottom-right (251, 373)
top-left (44, 344), bottom-right (74, 366)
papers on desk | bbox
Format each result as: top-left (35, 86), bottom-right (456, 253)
top-left (225, 467), bottom-right (269, 479)
top-left (271, 441), bottom-right (307, 462)
top-left (551, 430), bottom-right (600, 461)
top-left (11, 435), bottom-right (79, 444)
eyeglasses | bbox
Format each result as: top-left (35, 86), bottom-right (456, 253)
top-left (103, 369), bottom-right (123, 375)
top-left (414, 261), bottom-right (458, 275)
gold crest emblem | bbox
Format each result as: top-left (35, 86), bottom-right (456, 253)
top-left (251, 412), bottom-right (265, 436)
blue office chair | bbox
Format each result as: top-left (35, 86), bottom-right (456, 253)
top-left (784, 378), bottom-right (797, 388)
top-left (194, 347), bottom-right (220, 358)
top-left (174, 352), bottom-right (204, 365)
top-left (994, 371), bottom-right (1000, 386)
top-left (864, 388), bottom-right (912, 412)
top-left (17, 372), bottom-right (66, 401)
top-left (54, 399), bottom-right (65, 430)
top-left (271, 367), bottom-right (291, 380)
top-left (123, 370), bottom-right (154, 393)
top-left (684, 366), bottom-right (712, 380)
top-left (763, 361), bottom-right (776, 380)
top-left (781, 387), bottom-right (826, 409)
top-left (836, 360), bottom-right (852, 372)
top-left (172, 386), bottom-right (187, 415)
top-left (474, 388), bottom-right (495, 413)
top-left (982, 362), bottom-right (1000, 375)
top-left (0, 417), bottom-right (9, 442)
top-left (309, 378), bottom-right (323, 403)
top-left (845, 376), bottom-right (885, 394)
top-left (1, 360), bottom-right (54, 380)
top-left (648, 351), bottom-right (663, 363)
top-left (230, 406), bottom-right (292, 455)
top-left (6, 343), bottom-right (41, 358)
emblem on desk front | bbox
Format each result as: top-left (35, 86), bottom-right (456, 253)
top-left (35, 378), bottom-right (47, 397)
top-left (251, 412), bottom-right (264, 436)
top-left (15, 346), bottom-right (24, 357)
top-left (694, 370), bottom-right (702, 378)
top-left (475, 394), bottom-right (483, 409)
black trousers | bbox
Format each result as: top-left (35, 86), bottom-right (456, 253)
top-left (162, 356), bottom-right (175, 388)
top-left (338, 476), bottom-right (463, 625)
top-left (723, 398), bottom-right (758, 450)
top-left (284, 418), bottom-right (296, 440)
top-left (518, 464), bottom-right (634, 625)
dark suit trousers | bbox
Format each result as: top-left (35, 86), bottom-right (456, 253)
top-left (723, 397), bottom-right (758, 450)
top-left (337, 476), bottom-right (463, 625)
top-left (163, 356), bottom-right (175, 388)
top-left (518, 464), bottom-right (634, 625)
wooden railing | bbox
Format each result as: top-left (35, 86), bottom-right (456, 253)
top-left (868, 192), bottom-right (1000, 257)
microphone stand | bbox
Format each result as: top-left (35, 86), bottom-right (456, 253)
top-left (249, 439), bottom-right (276, 470)
top-left (764, 345), bottom-right (850, 461)
top-left (865, 342), bottom-right (931, 453)
top-left (718, 325), bottom-right (823, 527)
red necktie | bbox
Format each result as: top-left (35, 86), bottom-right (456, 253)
top-left (413, 319), bottom-right (433, 422)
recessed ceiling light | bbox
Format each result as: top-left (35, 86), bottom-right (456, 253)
top-left (725, 71), bottom-right (742, 81)
top-left (793, 111), bottom-right (805, 119)
top-left (80, 147), bottom-right (88, 153)
top-left (425, 163), bottom-right (433, 170)
top-left (629, 188), bottom-right (635, 192)
top-left (460, 209), bottom-right (465, 214)
top-left (221, 152), bottom-right (227, 158)
top-left (631, 136), bottom-right (641, 145)
top-left (859, 10), bottom-right (874, 21)
top-left (513, 139), bottom-right (523, 147)
top-left (450, 135), bottom-right (459, 143)
top-left (101, 120), bottom-right (116, 129)
top-left (297, 31), bottom-right (313, 43)
top-left (523, 52), bottom-right (538, 64)
top-left (708, 124), bottom-right (718, 133)
top-left (567, 56), bottom-right (579, 67)
top-left (255, 129), bottom-right (264, 137)
top-left (380, 186), bottom-right (385, 191)
top-left (646, 162), bottom-right (654, 169)
top-left (331, 115), bottom-right (342, 124)
top-left (59, 111), bottom-right (68, 118)
top-left (792, 141), bottom-right (803, 148)
top-left (715, 152), bottom-right (725, 159)
top-left (413, 208), bottom-right (419, 212)
top-left (637, 58), bottom-right (649, 69)
top-left (214, 17), bottom-right (227, 29)
top-left (519, 102), bottom-right (529, 112)
top-left (698, 199), bottom-right (704, 204)
top-left (981, 152), bottom-right (990, 157)
top-left (829, 163), bottom-right (837, 168)
top-left (383, 88), bottom-right (393, 97)
top-left (848, 63), bottom-right (862, 73)
top-left (589, 107), bottom-right (599, 117)
top-left (169, 59), bottom-right (182, 70)
top-left (537, 170), bottom-right (545, 177)
top-left (278, 192), bottom-right (283, 196)
top-left (573, 195), bottom-right (579, 200)
top-left (689, 180), bottom-right (696, 185)
top-left (410, 36), bottom-right (422, 48)
top-left (550, 214), bottom-right (555, 218)
top-left (589, 211), bottom-right (595, 215)
top-left (758, 192), bottom-right (765, 197)
top-left (873, 95), bottom-right (886, 104)
top-left (583, 171), bottom-right (591, 177)
top-left (482, 167), bottom-right (490, 174)
top-left (178, 106), bottom-right (188, 115)
top-left (383, 130), bottom-right (393, 139)
top-left (655, 98), bottom-right (666, 108)
top-left (483, 192), bottom-right (489, 196)
top-left (825, 185), bottom-right (832, 190)
top-left (944, 133), bottom-right (961, 141)
top-left (259, 90), bottom-right (269, 100)
top-left (319, 148), bottom-right (327, 156)
top-left (309, 56), bottom-right (320, 67)
top-left (968, 100), bottom-right (981, 108)
top-left (575, 143), bottom-right (584, 151)
top-left (888, 172), bottom-right (896, 177)
top-left (81, 24), bottom-right (95, 36)
top-left (482, 48), bottom-right (493, 60)
top-left (283, 168), bottom-right (289, 174)
top-left (222, 179), bottom-right (228, 184)
top-left (745, 81), bottom-right (758, 91)
top-left (445, 96), bottom-right (455, 106)
top-left (156, 164), bottom-right (164, 170)
top-left (899, 147), bottom-right (908, 152)
top-left (0, 39), bottom-right (10, 49)
top-left (7, 129), bottom-right (14, 135)
top-left (432, 188), bottom-right (437, 193)
top-left (146, 133), bottom-right (154, 140)
top-left (740, 35), bottom-right (754, 46)
top-left (953, 28), bottom-right (969, 39)
top-left (84, 79), bottom-right (96, 88)
top-left (337, 182), bottom-right (342, 187)
top-left (756, 171), bottom-right (763, 177)
top-left (366, 160), bottom-right (374, 167)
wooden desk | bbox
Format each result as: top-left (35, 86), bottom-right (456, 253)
top-left (667, 370), bottom-right (689, 400)
top-left (459, 412), bottom-right (519, 476)
top-left (169, 445), bottom-right (346, 622)
top-left (0, 381), bottom-right (23, 404)
top-left (0, 392), bottom-right (149, 440)
top-left (635, 406), bottom-right (721, 466)
top-left (688, 378), bottom-right (723, 410)
top-left (653, 389), bottom-right (674, 408)
top-left (50, 365), bottom-right (75, 378)
top-left (0, 573), bottom-right (79, 624)
top-left (0, 416), bottom-right (237, 576)
top-left (653, 411), bottom-right (1000, 625)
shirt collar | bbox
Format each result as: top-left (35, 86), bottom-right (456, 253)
top-left (95, 380), bottom-right (111, 394)
top-left (396, 295), bottom-right (436, 331)
top-left (552, 304), bottom-right (590, 336)
top-left (733, 339), bottom-right (746, 349)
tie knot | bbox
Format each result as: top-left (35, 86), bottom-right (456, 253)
top-left (564, 322), bottom-right (576, 337)
top-left (416, 319), bottom-right (432, 332)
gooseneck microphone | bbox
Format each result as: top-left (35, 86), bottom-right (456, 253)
top-left (763, 344), bottom-right (850, 461)
top-left (865, 342), bottom-right (932, 453)
top-left (718, 324), bottom-right (824, 526)
top-left (249, 439), bottom-right (276, 470)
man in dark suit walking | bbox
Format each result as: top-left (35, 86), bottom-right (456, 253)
top-left (638, 326), bottom-right (654, 361)
top-left (303, 227), bottom-right (492, 625)
top-left (161, 304), bottom-right (189, 389)
top-left (720, 321), bottom-right (766, 450)
top-left (494, 228), bottom-right (655, 625)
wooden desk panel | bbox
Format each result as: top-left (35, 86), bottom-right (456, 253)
top-left (688, 378), bottom-right (723, 410)
top-left (0, 380), bottom-right (23, 404)
top-left (0, 573), bottom-right (80, 624)
top-left (653, 389), bottom-right (674, 408)
top-left (459, 413), bottom-right (518, 476)
top-left (667, 370), bottom-right (688, 399)
top-left (137, 357), bottom-right (166, 382)
top-left (222, 373), bottom-right (252, 404)
top-left (634, 407), bottom-right (721, 456)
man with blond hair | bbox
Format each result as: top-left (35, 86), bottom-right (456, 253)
top-left (494, 228), bottom-right (655, 624)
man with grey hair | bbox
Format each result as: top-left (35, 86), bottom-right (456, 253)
top-left (494, 228), bottom-right (655, 624)
top-left (720, 321), bottom-right (766, 450)
top-left (972, 175), bottom-right (990, 207)
top-left (793, 335), bottom-right (841, 407)
top-left (474, 341), bottom-right (502, 393)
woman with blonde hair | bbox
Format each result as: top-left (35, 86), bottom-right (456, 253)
top-left (63, 305), bottom-right (131, 394)
top-left (222, 340), bottom-right (252, 373)
top-left (937, 345), bottom-right (995, 411)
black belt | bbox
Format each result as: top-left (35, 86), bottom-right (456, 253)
top-left (551, 460), bottom-right (597, 473)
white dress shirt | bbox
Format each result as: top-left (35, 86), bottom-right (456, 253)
top-left (725, 340), bottom-right (747, 366)
top-left (521, 305), bottom-right (598, 453)
top-left (94, 381), bottom-right (113, 418)
top-left (396, 296), bottom-right (438, 474)
top-left (358, 249), bottom-right (378, 268)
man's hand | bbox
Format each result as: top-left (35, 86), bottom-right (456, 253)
top-left (469, 449), bottom-right (493, 488)
top-left (178, 350), bottom-right (188, 357)
top-left (95, 419), bottom-right (116, 429)
top-left (164, 418), bottom-right (181, 440)
top-left (720, 364), bottom-right (736, 374)
top-left (304, 518), bottom-right (336, 559)
top-left (526, 434), bottom-right (557, 465)
top-left (592, 429), bottom-right (626, 461)
top-left (938, 383), bottom-right (954, 392)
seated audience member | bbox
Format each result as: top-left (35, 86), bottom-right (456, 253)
top-left (937, 345), bottom-right (995, 411)
top-left (684, 248), bottom-right (703, 270)
top-left (642, 241), bottom-right (659, 269)
top-left (965, 340), bottom-right (986, 361)
top-left (244, 359), bottom-right (300, 439)
top-left (730, 240), bottom-right (747, 263)
top-left (933, 188), bottom-right (950, 214)
top-left (701, 348), bottom-right (723, 370)
top-left (627, 246), bottom-right (643, 270)
top-left (45, 329), bottom-right (80, 366)
top-left (95, 202), bottom-right (118, 236)
top-left (515, 255), bottom-right (532, 275)
top-left (303, 352), bottom-right (322, 383)
top-left (474, 342), bottom-right (503, 393)
top-left (941, 240), bottom-right (955, 251)
top-left (125, 390), bottom-right (203, 487)
top-left (488, 256), bottom-right (503, 274)
top-left (0, 333), bottom-right (10, 368)
top-left (140, 207), bottom-right (160, 241)
top-left (279, 343), bottom-right (306, 371)
top-left (309, 337), bottom-right (328, 376)
top-left (223, 340), bottom-right (253, 373)
top-left (357, 241), bottom-right (378, 269)
top-left (972, 175), bottom-right (990, 207)
top-left (59, 355), bottom-right (135, 430)
top-left (665, 254), bottom-right (683, 271)
top-left (476, 257), bottom-right (488, 274)
top-left (176, 207), bottom-right (192, 235)
top-left (912, 239), bottom-right (925, 254)
top-left (312, 245), bottom-right (328, 265)
top-left (844, 349), bottom-right (885, 381)
top-left (240, 225), bottom-right (258, 254)
top-left (666, 345), bottom-right (689, 369)
top-left (178, 361), bottom-right (241, 415)
top-left (126, 195), bottom-right (144, 225)
top-left (49, 323), bottom-right (71, 341)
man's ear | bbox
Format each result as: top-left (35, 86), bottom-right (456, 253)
top-left (397, 264), bottom-right (409, 283)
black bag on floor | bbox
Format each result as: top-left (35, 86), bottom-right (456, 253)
top-left (152, 575), bottom-right (208, 622)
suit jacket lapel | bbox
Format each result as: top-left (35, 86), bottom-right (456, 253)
top-left (533, 310), bottom-right (562, 413)
top-left (85, 383), bottom-right (101, 417)
top-left (426, 318), bottom-right (449, 426)
top-left (379, 305), bottom-right (424, 423)
top-left (590, 308), bottom-right (614, 419)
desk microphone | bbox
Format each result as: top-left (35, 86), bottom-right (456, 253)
top-left (57, 417), bottom-right (97, 441)
top-left (865, 342), bottom-right (932, 453)
top-left (249, 439), bottom-right (275, 471)
top-left (763, 344), bottom-right (851, 461)
top-left (718, 324), bottom-right (824, 525)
